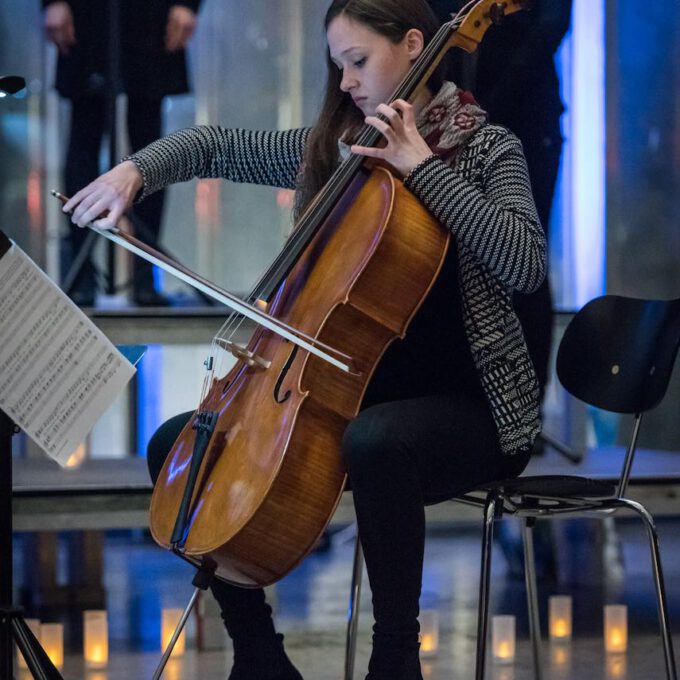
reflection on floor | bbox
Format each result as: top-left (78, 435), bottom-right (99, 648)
top-left (13, 517), bottom-right (680, 679)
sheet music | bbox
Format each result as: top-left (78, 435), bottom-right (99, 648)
top-left (0, 233), bottom-right (135, 466)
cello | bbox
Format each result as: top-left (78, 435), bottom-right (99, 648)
top-left (144, 0), bottom-right (529, 588)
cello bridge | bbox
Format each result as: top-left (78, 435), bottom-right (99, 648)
top-left (216, 338), bottom-right (271, 370)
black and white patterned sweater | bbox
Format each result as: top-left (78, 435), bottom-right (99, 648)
top-left (129, 122), bottom-right (546, 455)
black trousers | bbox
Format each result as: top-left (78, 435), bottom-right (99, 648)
top-left (64, 94), bottom-right (165, 296)
top-left (147, 392), bottom-right (530, 658)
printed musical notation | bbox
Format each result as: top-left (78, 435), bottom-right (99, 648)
top-left (0, 231), bottom-right (135, 466)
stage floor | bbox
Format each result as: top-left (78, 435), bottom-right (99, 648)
top-left (12, 517), bottom-right (680, 679)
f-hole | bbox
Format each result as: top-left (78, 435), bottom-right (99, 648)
top-left (274, 344), bottom-right (299, 403)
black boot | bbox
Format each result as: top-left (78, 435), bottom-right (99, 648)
top-left (365, 635), bottom-right (423, 680)
top-left (228, 633), bottom-right (303, 680)
top-left (210, 579), bottom-right (303, 680)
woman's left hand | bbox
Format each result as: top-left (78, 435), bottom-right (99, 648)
top-left (351, 99), bottom-right (432, 177)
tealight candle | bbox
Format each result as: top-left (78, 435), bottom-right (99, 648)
top-left (604, 605), bottom-right (627, 653)
top-left (492, 615), bottom-right (515, 664)
top-left (549, 596), bottom-right (572, 642)
top-left (161, 608), bottom-right (186, 656)
top-left (84, 610), bottom-right (109, 668)
top-left (419, 610), bottom-right (439, 657)
top-left (40, 623), bottom-right (64, 670)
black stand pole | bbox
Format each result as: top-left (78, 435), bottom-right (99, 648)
top-left (104, 0), bottom-right (121, 296)
top-left (0, 411), bottom-right (64, 680)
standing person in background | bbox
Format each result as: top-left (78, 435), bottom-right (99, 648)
top-left (430, 0), bottom-right (572, 400)
top-left (43, 0), bottom-right (202, 306)
top-left (429, 0), bottom-right (573, 580)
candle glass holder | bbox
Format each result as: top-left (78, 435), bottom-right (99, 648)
top-left (549, 595), bottom-right (572, 642)
top-left (40, 623), bottom-right (64, 670)
top-left (419, 610), bottom-right (439, 658)
top-left (162, 608), bottom-right (186, 656)
top-left (604, 605), bottom-right (627, 653)
top-left (492, 615), bottom-right (516, 664)
top-left (84, 609), bottom-right (109, 668)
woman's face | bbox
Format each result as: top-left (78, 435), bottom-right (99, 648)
top-left (326, 14), bottom-right (423, 116)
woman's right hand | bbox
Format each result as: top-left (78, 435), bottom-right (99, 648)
top-left (63, 160), bottom-right (144, 230)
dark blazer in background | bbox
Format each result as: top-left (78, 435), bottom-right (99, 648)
top-left (429, 0), bottom-right (573, 395)
top-left (429, 0), bottom-right (572, 139)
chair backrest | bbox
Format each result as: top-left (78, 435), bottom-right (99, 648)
top-left (556, 295), bottom-right (680, 414)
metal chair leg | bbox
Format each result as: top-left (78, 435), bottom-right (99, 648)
top-left (475, 493), bottom-right (500, 680)
top-left (151, 586), bottom-right (201, 680)
top-left (620, 499), bottom-right (677, 680)
top-left (522, 520), bottom-right (544, 680)
top-left (344, 534), bottom-right (364, 680)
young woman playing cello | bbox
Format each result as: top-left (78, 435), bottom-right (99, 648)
top-left (64, 1), bottom-right (545, 677)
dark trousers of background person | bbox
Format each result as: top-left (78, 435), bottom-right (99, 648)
top-left (146, 393), bottom-right (530, 677)
top-left (64, 94), bottom-right (165, 304)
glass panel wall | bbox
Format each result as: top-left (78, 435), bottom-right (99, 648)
top-left (605, 0), bottom-right (680, 450)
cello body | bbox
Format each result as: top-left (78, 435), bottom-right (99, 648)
top-left (149, 165), bottom-right (448, 586)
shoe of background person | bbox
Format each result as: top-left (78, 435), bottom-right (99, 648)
top-left (69, 288), bottom-right (96, 307)
top-left (132, 289), bottom-right (171, 307)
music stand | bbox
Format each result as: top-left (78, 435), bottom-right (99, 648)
top-left (0, 411), bottom-right (64, 679)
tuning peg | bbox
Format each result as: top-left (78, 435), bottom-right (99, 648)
top-left (489, 3), bottom-right (505, 25)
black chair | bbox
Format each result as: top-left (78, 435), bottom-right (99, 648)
top-left (343, 294), bottom-right (680, 680)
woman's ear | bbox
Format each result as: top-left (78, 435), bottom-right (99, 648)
top-left (404, 28), bottom-right (425, 61)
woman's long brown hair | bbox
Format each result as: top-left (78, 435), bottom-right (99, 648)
top-left (295, 0), bottom-right (446, 217)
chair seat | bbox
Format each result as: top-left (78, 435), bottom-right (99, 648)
top-left (492, 475), bottom-right (617, 499)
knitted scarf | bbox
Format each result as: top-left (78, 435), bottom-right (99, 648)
top-left (415, 81), bottom-right (487, 165)
top-left (337, 81), bottom-right (487, 166)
